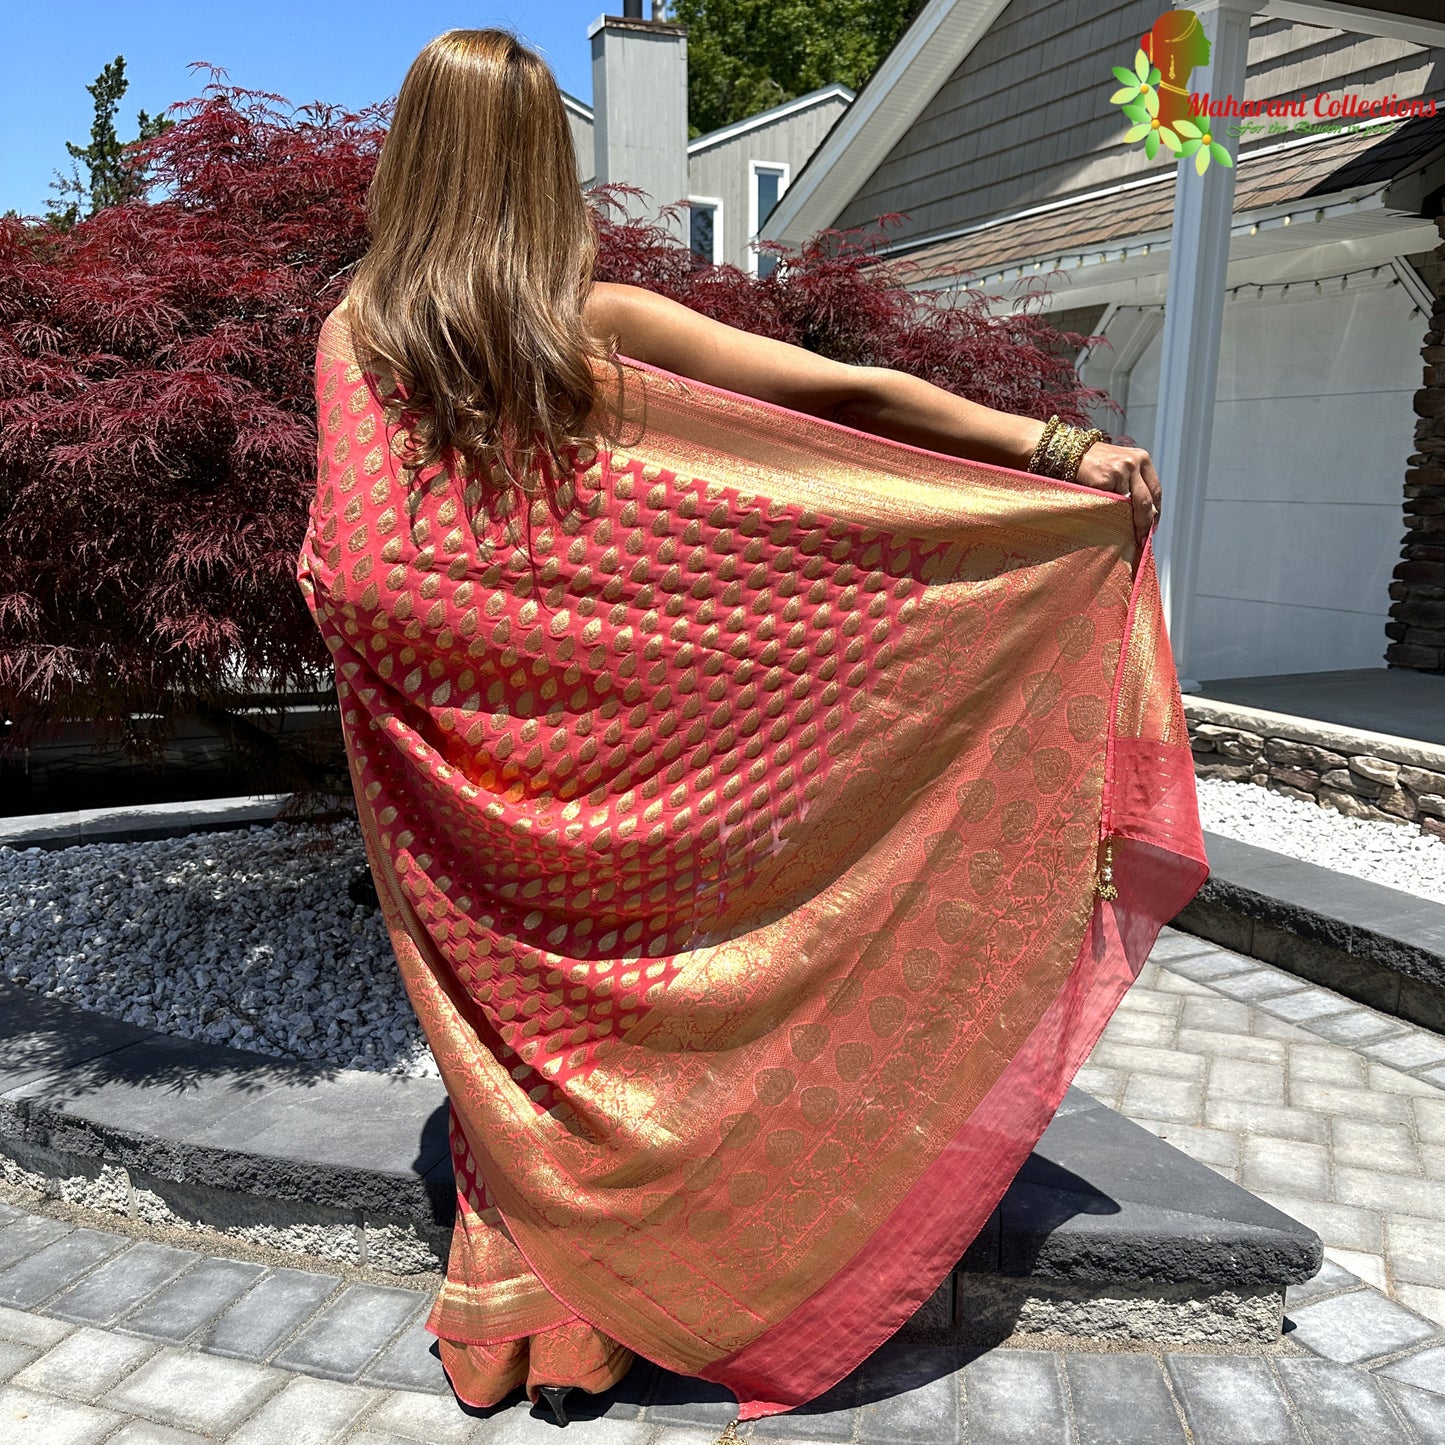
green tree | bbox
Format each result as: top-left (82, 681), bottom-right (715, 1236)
top-left (671, 0), bottom-right (924, 136)
top-left (48, 56), bottom-right (171, 224)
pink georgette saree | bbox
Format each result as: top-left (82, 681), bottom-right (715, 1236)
top-left (298, 303), bottom-right (1209, 1421)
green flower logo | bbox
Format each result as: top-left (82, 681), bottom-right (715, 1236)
top-left (1112, 49), bottom-right (1166, 157)
top-left (1109, 46), bottom-right (1234, 173)
top-left (1112, 49), bottom-right (1161, 106)
top-left (1170, 118), bottom-right (1235, 175)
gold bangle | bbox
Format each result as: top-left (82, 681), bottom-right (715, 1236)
top-left (1027, 416), bottom-right (1062, 475)
top-left (1044, 425), bottom-right (1077, 478)
top-left (1028, 417), bottom-right (1104, 482)
top-left (1059, 426), bottom-right (1104, 482)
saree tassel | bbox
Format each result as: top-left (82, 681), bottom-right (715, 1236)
top-left (1095, 835), bottom-right (1120, 901)
top-left (712, 1420), bottom-right (745, 1443)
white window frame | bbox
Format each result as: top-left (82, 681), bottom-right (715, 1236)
top-left (686, 195), bottom-right (724, 266)
top-left (747, 160), bottom-right (790, 276)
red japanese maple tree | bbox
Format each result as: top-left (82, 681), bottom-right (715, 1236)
top-left (0, 80), bottom-right (1105, 786)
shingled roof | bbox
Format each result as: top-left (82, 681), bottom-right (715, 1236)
top-left (886, 113), bottom-right (1445, 288)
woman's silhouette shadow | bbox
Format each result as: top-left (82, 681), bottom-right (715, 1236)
top-left (1142, 9), bottom-right (1212, 131)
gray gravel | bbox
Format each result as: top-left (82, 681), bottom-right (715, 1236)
top-left (3, 780), bottom-right (1439, 1077)
top-left (1196, 777), bottom-right (1445, 903)
top-left (0, 822), bottom-right (438, 1076)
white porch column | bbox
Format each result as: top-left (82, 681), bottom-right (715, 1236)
top-left (1151, 0), bottom-right (1259, 689)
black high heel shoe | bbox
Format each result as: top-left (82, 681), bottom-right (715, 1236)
top-left (537, 1384), bottom-right (574, 1426)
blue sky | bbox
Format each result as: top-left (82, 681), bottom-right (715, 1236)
top-left (2, 2), bottom-right (604, 216)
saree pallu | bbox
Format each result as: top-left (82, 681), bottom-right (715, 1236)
top-left (298, 305), bottom-right (1209, 1421)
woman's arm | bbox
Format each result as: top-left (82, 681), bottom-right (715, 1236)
top-left (585, 281), bottom-right (1161, 546)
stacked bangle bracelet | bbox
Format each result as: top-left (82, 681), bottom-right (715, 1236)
top-left (1027, 415), bottom-right (1105, 483)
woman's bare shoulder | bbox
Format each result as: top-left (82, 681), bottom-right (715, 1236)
top-left (585, 280), bottom-right (860, 413)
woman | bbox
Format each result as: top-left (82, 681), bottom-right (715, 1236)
top-left (299, 28), bottom-right (1207, 1434)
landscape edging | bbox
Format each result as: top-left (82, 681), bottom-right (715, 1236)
top-left (1184, 696), bottom-right (1445, 838)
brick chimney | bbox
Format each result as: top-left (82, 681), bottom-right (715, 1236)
top-left (589, 2), bottom-right (688, 236)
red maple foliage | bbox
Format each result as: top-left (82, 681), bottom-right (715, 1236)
top-left (0, 80), bottom-right (1105, 782)
top-left (0, 80), bottom-right (383, 779)
top-left (594, 189), bottom-right (1108, 424)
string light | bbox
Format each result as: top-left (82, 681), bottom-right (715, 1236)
top-left (1222, 263), bottom-right (1418, 302)
top-left (978, 253), bottom-right (1427, 300)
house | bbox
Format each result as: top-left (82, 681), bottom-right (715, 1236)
top-left (755, 0), bottom-right (1445, 686)
top-left (683, 87), bottom-right (853, 273)
top-left (563, 7), bottom-right (851, 274)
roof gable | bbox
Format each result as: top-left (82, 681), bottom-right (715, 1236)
top-left (688, 85), bottom-right (855, 155)
top-left (760, 0), bottom-right (1014, 246)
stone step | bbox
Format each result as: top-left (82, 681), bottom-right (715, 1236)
top-left (932, 1087), bottom-right (1319, 1347)
top-left (0, 795), bottom-right (288, 850)
top-left (1178, 830), bottom-right (1445, 1032)
top-left (0, 981), bottom-right (1320, 1347)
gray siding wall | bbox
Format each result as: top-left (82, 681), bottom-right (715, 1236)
top-left (689, 95), bottom-right (851, 269)
top-left (565, 103), bottom-right (595, 185)
top-left (834, 2), bottom-right (1444, 247)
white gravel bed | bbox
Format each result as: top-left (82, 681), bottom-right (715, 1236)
top-left (0, 821), bottom-right (438, 1077)
top-left (1196, 776), bottom-right (1445, 904)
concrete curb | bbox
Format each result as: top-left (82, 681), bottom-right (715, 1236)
top-left (0, 980), bottom-right (452, 1275)
top-left (1180, 831), bottom-right (1445, 1033)
top-left (1183, 696), bottom-right (1445, 775)
top-left (0, 796), bottom-right (290, 851)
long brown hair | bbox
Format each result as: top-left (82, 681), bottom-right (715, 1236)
top-left (346, 29), bottom-right (606, 498)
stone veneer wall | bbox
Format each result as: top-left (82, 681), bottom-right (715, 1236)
top-left (1184, 700), bottom-right (1445, 840)
top-left (1388, 221), bottom-right (1445, 673)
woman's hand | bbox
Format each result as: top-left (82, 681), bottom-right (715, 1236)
top-left (1075, 441), bottom-right (1161, 549)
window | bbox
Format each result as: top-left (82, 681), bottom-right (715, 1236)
top-left (755, 166), bottom-right (783, 224)
top-left (748, 162), bottom-right (789, 277)
top-left (688, 198), bottom-right (722, 265)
